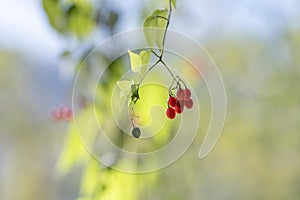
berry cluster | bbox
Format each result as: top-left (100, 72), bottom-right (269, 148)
top-left (166, 88), bottom-right (193, 119)
top-left (49, 105), bottom-right (73, 121)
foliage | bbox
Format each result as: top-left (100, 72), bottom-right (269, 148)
top-left (4, 1), bottom-right (300, 198)
top-left (42, 1), bottom-right (300, 200)
top-left (43, 0), bottom-right (180, 199)
top-left (143, 9), bottom-right (169, 50)
top-left (42, 0), bottom-right (95, 37)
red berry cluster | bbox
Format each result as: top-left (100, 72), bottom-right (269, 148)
top-left (49, 105), bottom-right (73, 121)
top-left (166, 88), bottom-right (193, 119)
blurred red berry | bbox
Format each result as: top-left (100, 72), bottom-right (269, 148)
top-left (175, 101), bottom-right (184, 114)
top-left (49, 105), bottom-right (73, 121)
top-left (166, 107), bottom-right (176, 119)
top-left (49, 106), bottom-right (62, 121)
top-left (62, 106), bottom-right (73, 121)
top-left (176, 89), bottom-right (185, 100)
top-left (185, 99), bottom-right (193, 109)
top-left (168, 96), bottom-right (177, 107)
top-left (184, 88), bottom-right (191, 99)
top-left (177, 100), bottom-right (185, 109)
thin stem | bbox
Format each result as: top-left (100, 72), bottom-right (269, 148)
top-left (129, 106), bottom-right (140, 127)
top-left (160, 0), bottom-right (172, 59)
top-left (178, 79), bottom-right (187, 88)
top-left (160, 59), bottom-right (175, 78)
top-left (154, 16), bottom-right (169, 21)
top-left (129, 0), bottom-right (177, 127)
top-left (151, 50), bottom-right (160, 59)
top-left (168, 77), bottom-right (177, 95)
top-left (138, 60), bottom-right (160, 85)
top-left (139, 0), bottom-right (173, 86)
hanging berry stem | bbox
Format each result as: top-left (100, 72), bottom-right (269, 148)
top-left (137, 0), bottom-right (174, 87)
top-left (127, 0), bottom-right (194, 137)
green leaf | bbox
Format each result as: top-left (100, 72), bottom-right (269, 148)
top-left (165, 0), bottom-right (176, 8)
top-left (55, 123), bottom-right (86, 174)
top-left (128, 50), bottom-right (150, 75)
top-left (139, 50), bottom-right (150, 76)
top-left (43, 0), bottom-right (95, 37)
top-left (171, 0), bottom-right (176, 8)
top-left (140, 50), bottom-right (150, 65)
top-left (128, 50), bottom-right (143, 73)
top-left (98, 171), bottom-right (137, 200)
top-left (67, 10), bottom-right (95, 37)
top-left (143, 18), bottom-right (154, 47)
top-left (56, 106), bottom-right (98, 174)
top-left (117, 80), bottom-right (132, 108)
top-left (117, 80), bottom-right (131, 97)
top-left (42, 0), bottom-right (65, 33)
top-left (78, 159), bottom-right (102, 198)
top-left (143, 9), bottom-right (169, 50)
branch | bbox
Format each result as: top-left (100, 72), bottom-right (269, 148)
top-left (160, 59), bottom-right (175, 78)
top-left (160, 0), bottom-right (172, 59)
top-left (138, 60), bottom-right (160, 85)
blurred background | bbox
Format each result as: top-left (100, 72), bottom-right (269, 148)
top-left (0, 0), bottom-right (300, 199)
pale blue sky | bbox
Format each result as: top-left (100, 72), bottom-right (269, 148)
top-left (0, 0), bottom-right (299, 61)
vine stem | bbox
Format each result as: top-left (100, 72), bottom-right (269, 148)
top-left (138, 58), bottom-right (175, 86)
top-left (160, 0), bottom-right (172, 59)
top-left (138, 60), bottom-right (160, 85)
top-left (151, 50), bottom-right (160, 58)
top-left (160, 59), bottom-right (175, 77)
top-left (139, 0), bottom-right (174, 86)
top-left (130, 0), bottom-right (180, 132)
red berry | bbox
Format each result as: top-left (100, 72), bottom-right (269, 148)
top-left (185, 99), bottom-right (193, 109)
top-left (176, 89), bottom-right (185, 100)
top-left (166, 107), bottom-right (176, 119)
top-left (62, 106), bottom-right (73, 121)
top-left (168, 96), bottom-right (177, 107)
top-left (175, 106), bottom-right (183, 114)
top-left (49, 106), bottom-right (62, 121)
top-left (184, 88), bottom-right (191, 100)
top-left (175, 101), bottom-right (184, 114)
top-left (178, 100), bottom-right (185, 108)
